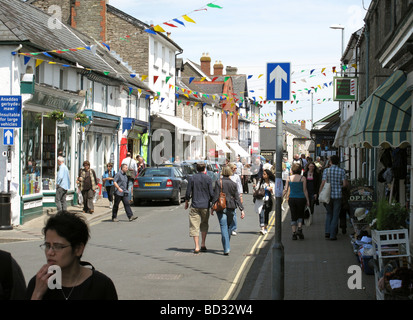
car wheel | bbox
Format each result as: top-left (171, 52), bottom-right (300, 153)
top-left (172, 189), bottom-right (181, 205)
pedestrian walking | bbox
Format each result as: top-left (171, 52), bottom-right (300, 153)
top-left (253, 169), bottom-right (275, 235)
top-left (121, 152), bottom-right (137, 203)
top-left (241, 163), bottom-right (251, 194)
top-left (112, 164), bottom-right (138, 222)
top-left (55, 156), bottom-right (70, 212)
top-left (136, 155), bottom-right (146, 176)
top-left (235, 156), bottom-right (243, 175)
top-left (76, 160), bottom-right (98, 214)
top-left (284, 163), bottom-right (310, 240)
top-left (102, 163), bottom-right (116, 209)
top-left (26, 211), bottom-right (118, 300)
top-left (318, 155), bottom-right (348, 240)
top-left (211, 166), bottom-right (245, 255)
top-left (228, 163), bottom-right (244, 236)
top-left (251, 156), bottom-right (263, 188)
top-left (303, 161), bottom-right (321, 216)
top-left (184, 162), bottom-right (214, 253)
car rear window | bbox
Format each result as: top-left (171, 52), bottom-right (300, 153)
top-left (141, 168), bottom-right (171, 177)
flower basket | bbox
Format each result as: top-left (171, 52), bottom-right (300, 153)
top-left (47, 110), bottom-right (65, 122)
top-left (75, 112), bottom-right (89, 125)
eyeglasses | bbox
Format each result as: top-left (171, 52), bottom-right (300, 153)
top-left (40, 243), bottom-right (71, 252)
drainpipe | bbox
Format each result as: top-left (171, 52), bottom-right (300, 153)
top-left (365, 25), bottom-right (370, 185)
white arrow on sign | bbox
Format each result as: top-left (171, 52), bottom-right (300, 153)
top-left (4, 130), bottom-right (13, 144)
top-left (269, 65), bottom-right (288, 99)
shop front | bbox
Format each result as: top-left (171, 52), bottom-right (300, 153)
top-left (122, 118), bottom-right (149, 161)
top-left (21, 87), bottom-right (82, 223)
top-left (81, 110), bottom-right (120, 182)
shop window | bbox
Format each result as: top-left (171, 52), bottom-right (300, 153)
top-left (57, 120), bottom-right (72, 186)
top-left (42, 117), bottom-right (56, 190)
top-left (22, 111), bottom-right (42, 195)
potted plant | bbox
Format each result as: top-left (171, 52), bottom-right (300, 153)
top-left (367, 199), bottom-right (408, 231)
top-left (75, 112), bottom-right (89, 125)
top-left (47, 110), bottom-right (65, 122)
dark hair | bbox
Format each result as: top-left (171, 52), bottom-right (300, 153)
top-left (330, 155), bottom-right (339, 165)
top-left (196, 162), bottom-right (206, 172)
top-left (263, 169), bottom-right (275, 181)
top-left (43, 211), bottom-right (90, 251)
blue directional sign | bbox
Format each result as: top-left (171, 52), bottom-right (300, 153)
top-left (0, 95), bottom-right (22, 128)
top-left (3, 129), bottom-right (13, 146)
top-left (266, 62), bottom-right (291, 101)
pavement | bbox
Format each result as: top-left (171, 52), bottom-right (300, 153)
top-left (1, 196), bottom-right (377, 300)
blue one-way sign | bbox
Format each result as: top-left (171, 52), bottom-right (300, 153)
top-left (266, 62), bottom-right (291, 101)
top-left (3, 129), bottom-right (13, 146)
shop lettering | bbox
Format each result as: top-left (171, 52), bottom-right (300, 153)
top-left (349, 195), bottom-right (373, 201)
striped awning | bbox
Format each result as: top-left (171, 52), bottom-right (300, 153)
top-left (347, 70), bottom-right (411, 148)
top-left (333, 115), bottom-right (353, 147)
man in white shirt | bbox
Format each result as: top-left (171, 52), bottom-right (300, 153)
top-left (121, 152), bottom-right (137, 202)
top-left (263, 159), bottom-right (272, 171)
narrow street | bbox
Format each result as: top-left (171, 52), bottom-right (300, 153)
top-left (0, 193), bottom-right (272, 300)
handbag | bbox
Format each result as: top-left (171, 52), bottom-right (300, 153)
top-left (253, 181), bottom-right (265, 199)
top-left (319, 169), bottom-right (331, 204)
top-left (212, 179), bottom-right (226, 212)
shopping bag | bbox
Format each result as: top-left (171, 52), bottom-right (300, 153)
top-left (319, 182), bottom-right (331, 204)
top-left (93, 190), bottom-right (99, 203)
top-left (77, 189), bottom-right (83, 205)
top-left (319, 169), bottom-right (331, 204)
top-left (304, 206), bottom-right (312, 226)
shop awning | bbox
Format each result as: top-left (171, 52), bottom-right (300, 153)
top-left (348, 70), bottom-right (411, 148)
top-left (227, 142), bottom-right (250, 158)
top-left (333, 116), bottom-right (353, 147)
top-left (207, 135), bottom-right (231, 153)
top-left (157, 113), bottom-right (202, 136)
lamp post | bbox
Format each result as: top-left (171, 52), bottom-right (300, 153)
top-left (330, 24), bottom-right (345, 166)
top-left (330, 24), bottom-right (345, 58)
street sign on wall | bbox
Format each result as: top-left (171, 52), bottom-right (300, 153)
top-left (266, 62), bottom-right (291, 101)
top-left (333, 77), bottom-right (358, 101)
top-left (0, 96), bottom-right (22, 128)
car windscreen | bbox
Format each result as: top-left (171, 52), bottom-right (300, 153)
top-left (140, 168), bottom-right (172, 177)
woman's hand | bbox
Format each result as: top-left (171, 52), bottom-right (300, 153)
top-left (240, 210), bottom-right (245, 219)
top-left (31, 264), bottom-right (53, 300)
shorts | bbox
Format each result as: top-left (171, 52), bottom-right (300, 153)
top-left (189, 207), bottom-right (210, 237)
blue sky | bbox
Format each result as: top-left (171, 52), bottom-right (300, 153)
top-left (109, 0), bottom-right (370, 127)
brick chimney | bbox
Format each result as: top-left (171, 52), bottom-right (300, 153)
top-left (200, 53), bottom-right (211, 76)
top-left (213, 60), bottom-right (224, 76)
top-left (226, 66), bottom-right (237, 75)
top-left (70, 0), bottom-right (108, 42)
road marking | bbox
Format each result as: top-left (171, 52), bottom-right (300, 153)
top-left (223, 211), bottom-right (276, 300)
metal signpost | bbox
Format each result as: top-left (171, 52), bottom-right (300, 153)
top-left (266, 62), bottom-right (291, 300)
top-left (0, 95), bottom-right (22, 193)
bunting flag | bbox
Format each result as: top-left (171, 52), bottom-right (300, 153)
top-left (144, 2), bottom-right (222, 35)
